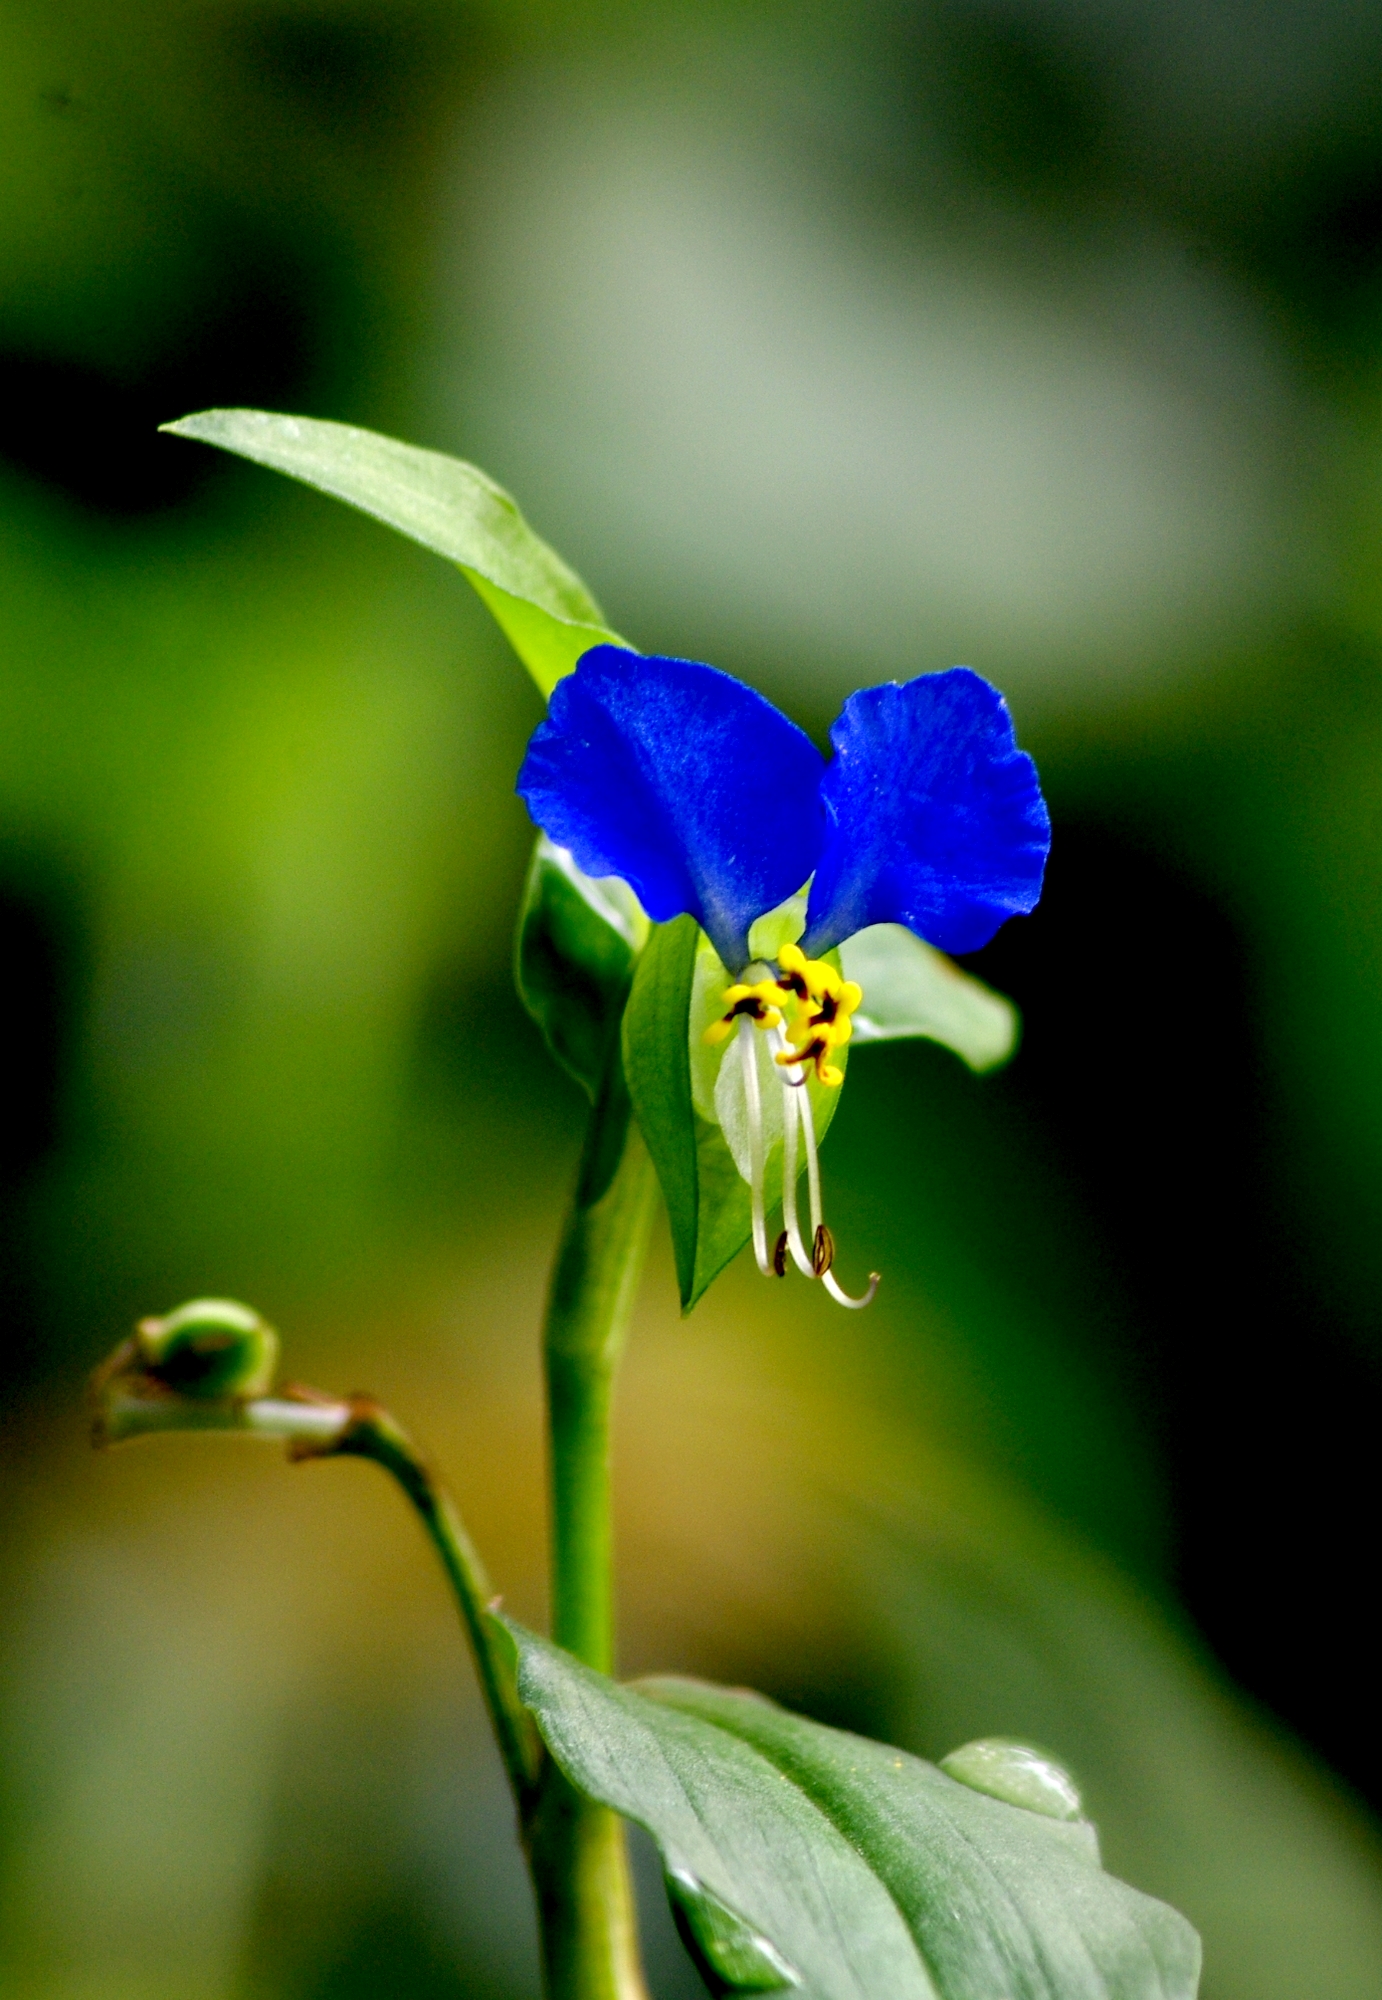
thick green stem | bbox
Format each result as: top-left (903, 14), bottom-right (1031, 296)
top-left (527, 1767), bottom-right (647, 2000)
top-left (531, 1068), bottom-right (658, 2000)
top-left (546, 1086), bottom-right (657, 1671)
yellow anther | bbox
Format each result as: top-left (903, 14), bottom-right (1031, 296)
top-left (703, 946), bottom-right (864, 1089)
top-left (702, 979), bottom-right (783, 1046)
top-left (777, 1033), bottom-right (845, 1087)
top-left (771, 945), bottom-right (862, 1085)
top-left (775, 942), bottom-right (833, 1004)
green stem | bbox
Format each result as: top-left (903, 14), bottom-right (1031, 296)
top-left (531, 1065), bottom-right (658, 2000)
top-left (546, 1079), bottom-right (657, 1671)
top-left (331, 1401), bottom-right (543, 1803)
top-left (93, 1381), bottom-right (542, 1806)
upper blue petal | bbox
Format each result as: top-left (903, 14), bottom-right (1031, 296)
top-left (802, 668), bottom-right (1050, 956)
top-left (517, 646), bottom-right (826, 971)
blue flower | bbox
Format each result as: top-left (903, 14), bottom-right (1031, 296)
top-left (517, 645), bottom-right (1050, 1308)
top-left (517, 646), bottom-right (1049, 972)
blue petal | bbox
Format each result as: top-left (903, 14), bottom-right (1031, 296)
top-left (517, 646), bottom-right (826, 971)
top-left (802, 669), bottom-right (1050, 956)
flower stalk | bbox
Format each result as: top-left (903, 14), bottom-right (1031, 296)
top-left (532, 1056), bottom-right (658, 1998)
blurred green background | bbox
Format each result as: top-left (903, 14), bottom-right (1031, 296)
top-left (5, 2), bottom-right (1382, 1995)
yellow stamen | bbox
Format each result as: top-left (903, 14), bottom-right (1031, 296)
top-left (777, 1033), bottom-right (844, 1087)
top-left (700, 943), bottom-right (879, 1307)
top-left (769, 946), bottom-right (862, 1085)
top-left (776, 942), bottom-right (833, 1002)
top-left (702, 978), bottom-right (783, 1046)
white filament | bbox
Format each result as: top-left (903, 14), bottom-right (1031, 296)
top-left (794, 1062), bottom-right (825, 1238)
top-left (769, 1027), bottom-right (818, 1278)
top-left (794, 1053), bottom-right (880, 1310)
top-left (738, 1014), bottom-right (773, 1276)
top-left (823, 1262), bottom-right (880, 1310)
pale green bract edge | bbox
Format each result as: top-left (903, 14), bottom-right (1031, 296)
top-left (160, 410), bottom-right (631, 698)
top-left (840, 923), bottom-right (1018, 1072)
top-left (499, 1620), bottom-right (1202, 2000)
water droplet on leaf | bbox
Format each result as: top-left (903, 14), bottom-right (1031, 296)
top-left (940, 1738), bottom-right (1083, 1821)
top-left (665, 1866), bottom-right (799, 1992)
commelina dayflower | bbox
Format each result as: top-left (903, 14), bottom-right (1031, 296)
top-left (518, 646), bottom-right (1050, 1308)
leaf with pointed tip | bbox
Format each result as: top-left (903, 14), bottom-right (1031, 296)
top-left (502, 1621), bottom-right (1201, 2000)
top-left (840, 923), bottom-right (1018, 1071)
top-left (160, 410), bottom-right (629, 696)
top-left (515, 836), bottom-right (649, 1099)
top-left (622, 919), bottom-right (847, 1312)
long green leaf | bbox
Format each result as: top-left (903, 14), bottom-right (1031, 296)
top-left (503, 1621), bottom-right (1201, 2000)
top-left (161, 409), bottom-right (628, 696)
top-left (840, 923), bottom-right (1018, 1072)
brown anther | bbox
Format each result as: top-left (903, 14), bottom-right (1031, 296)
top-left (794, 1034), bottom-right (831, 1078)
top-left (812, 1224), bottom-right (835, 1276)
top-left (773, 1230), bottom-right (789, 1277)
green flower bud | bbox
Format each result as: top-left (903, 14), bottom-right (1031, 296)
top-left (134, 1298), bottom-right (278, 1401)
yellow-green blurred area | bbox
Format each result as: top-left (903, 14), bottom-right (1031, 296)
top-left (6, 1), bottom-right (1382, 1994)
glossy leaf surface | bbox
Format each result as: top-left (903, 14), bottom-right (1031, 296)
top-left (515, 836), bottom-right (648, 1098)
top-left (623, 918), bottom-right (845, 1311)
top-left (840, 922), bottom-right (1018, 1071)
top-left (162, 410), bottom-right (627, 696)
top-left (503, 1622), bottom-right (1201, 2000)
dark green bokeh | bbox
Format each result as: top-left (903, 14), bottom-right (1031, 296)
top-left (5, 4), bottom-right (1382, 1997)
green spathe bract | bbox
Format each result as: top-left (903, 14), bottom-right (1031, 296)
top-left (622, 914), bottom-right (1013, 1310)
top-left (516, 835), bottom-right (650, 1100)
top-left (621, 917), bottom-right (850, 1311)
top-left (161, 410), bottom-right (629, 696)
top-left (502, 1619), bottom-right (1202, 2000)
